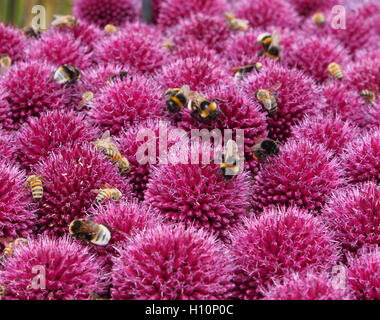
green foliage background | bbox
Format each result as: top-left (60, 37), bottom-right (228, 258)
top-left (0, 0), bottom-right (74, 27)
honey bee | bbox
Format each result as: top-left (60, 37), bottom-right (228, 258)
top-left (250, 138), bottom-right (280, 163)
top-left (22, 26), bottom-right (41, 39)
top-left (54, 65), bottom-right (81, 86)
top-left (104, 24), bottom-right (118, 33)
top-left (92, 183), bottom-right (122, 203)
top-left (360, 90), bottom-right (377, 104)
top-left (312, 12), bottom-right (326, 26)
top-left (106, 71), bottom-right (132, 85)
top-left (26, 175), bottom-right (44, 201)
top-left (94, 131), bottom-right (131, 174)
top-left (51, 15), bottom-right (78, 28)
top-left (257, 30), bottom-right (281, 61)
top-left (1, 238), bottom-right (28, 261)
top-left (327, 62), bottom-right (343, 80)
top-left (224, 12), bottom-right (249, 31)
top-left (77, 91), bottom-right (94, 110)
top-left (0, 285), bottom-right (5, 300)
top-left (69, 218), bottom-right (112, 246)
top-left (162, 37), bottom-right (177, 51)
top-left (231, 62), bottom-right (262, 80)
top-left (0, 54), bottom-right (11, 74)
top-left (255, 83), bottom-right (281, 115)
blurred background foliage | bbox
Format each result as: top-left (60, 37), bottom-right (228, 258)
top-left (0, 0), bottom-right (74, 27)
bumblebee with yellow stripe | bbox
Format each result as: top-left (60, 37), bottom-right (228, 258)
top-left (327, 62), bottom-right (343, 80)
top-left (165, 86), bottom-right (188, 113)
top-left (1, 238), bottom-right (27, 261)
top-left (232, 62), bottom-right (263, 80)
top-left (360, 90), bottom-right (377, 104)
top-left (26, 175), bottom-right (44, 200)
top-left (250, 138), bottom-right (280, 163)
top-left (257, 30), bottom-right (281, 61)
top-left (54, 65), bottom-right (81, 86)
top-left (92, 183), bottom-right (122, 203)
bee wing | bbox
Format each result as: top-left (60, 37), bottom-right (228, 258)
top-left (100, 130), bottom-right (111, 140)
top-left (225, 139), bottom-right (239, 159)
top-left (269, 30), bottom-right (281, 50)
top-left (262, 99), bottom-right (273, 111)
top-left (181, 85), bottom-right (191, 96)
top-left (269, 82), bottom-right (282, 93)
top-left (99, 182), bottom-right (113, 189)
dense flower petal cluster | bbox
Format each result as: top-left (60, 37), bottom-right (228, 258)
top-left (0, 22), bottom-right (26, 61)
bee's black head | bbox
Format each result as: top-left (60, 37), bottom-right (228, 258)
top-left (69, 219), bottom-right (83, 233)
top-left (262, 140), bottom-right (279, 154)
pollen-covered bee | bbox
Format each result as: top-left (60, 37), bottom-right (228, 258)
top-left (250, 138), bottom-right (280, 163)
top-left (54, 65), bottom-right (81, 86)
top-left (104, 24), bottom-right (118, 33)
top-left (77, 91), bottom-right (94, 110)
top-left (257, 30), bottom-right (281, 61)
top-left (220, 139), bottom-right (241, 179)
top-left (255, 83), bottom-right (281, 115)
top-left (106, 71), bottom-right (132, 85)
top-left (92, 183), bottom-right (122, 203)
top-left (224, 12), bottom-right (249, 31)
top-left (0, 285), bottom-right (5, 300)
top-left (327, 62), bottom-right (343, 80)
top-left (162, 37), bottom-right (177, 51)
top-left (51, 15), bottom-right (78, 28)
top-left (94, 131), bottom-right (131, 174)
top-left (312, 12), bottom-right (326, 26)
top-left (22, 26), bottom-right (41, 39)
top-left (1, 238), bottom-right (27, 261)
top-left (0, 54), bottom-right (11, 74)
top-left (360, 90), bottom-right (377, 104)
top-left (231, 62), bottom-right (262, 80)
top-left (26, 175), bottom-right (44, 201)
top-left (69, 218), bottom-right (112, 246)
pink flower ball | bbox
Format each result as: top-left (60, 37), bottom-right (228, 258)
top-left (342, 128), bottom-right (380, 184)
top-left (262, 272), bottom-right (352, 300)
top-left (94, 29), bottom-right (166, 74)
top-left (88, 74), bottom-right (164, 135)
top-left (243, 62), bottom-right (323, 142)
top-left (290, 114), bottom-right (359, 156)
top-left (230, 206), bottom-right (340, 300)
top-left (111, 224), bottom-right (235, 300)
top-left (73, 0), bottom-right (137, 28)
top-left (34, 144), bottom-right (133, 236)
top-left (27, 30), bottom-right (93, 70)
top-left (170, 13), bottom-right (230, 52)
top-left (234, 0), bottom-right (301, 29)
top-left (0, 22), bottom-right (26, 61)
top-left (170, 40), bottom-right (221, 63)
top-left (0, 235), bottom-right (105, 300)
top-left (322, 182), bottom-right (380, 256)
top-left (16, 110), bottom-right (98, 169)
top-left (0, 62), bottom-right (71, 131)
top-left (251, 139), bottom-right (344, 213)
top-left (158, 57), bottom-right (229, 92)
top-left (157, 0), bottom-right (228, 28)
top-left (0, 161), bottom-right (36, 240)
top-left (287, 0), bottom-right (340, 16)
top-left (285, 36), bottom-right (349, 83)
top-left (347, 247), bottom-right (380, 300)
top-left (144, 157), bottom-right (252, 240)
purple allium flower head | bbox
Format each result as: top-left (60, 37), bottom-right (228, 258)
top-left (342, 128), bottom-right (380, 184)
top-left (229, 206), bottom-right (341, 300)
top-left (0, 22), bottom-right (26, 62)
top-left (118, 119), bottom-right (178, 201)
top-left (322, 182), bottom-right (380, 256)
top-left (290, 114), bottom-right (359, 156)
top-left (0, 62), bottom-right (71, 131)
top-left (287, 0), bottom-right (340, 16)
top-left (111, 224), bottom-right (235, 300)
top-left (234, 0), bottom-right (301, 29)
top-left (88, 74), bottom-right (164, 136)
top-left (0, 128), bottom-right (16, 163)
top-left (144, 157), bottom-right (252, 240)
top-left (243, 62), bottom-right (323, 142)
top-left (285, 36), bottom-right (349, 83)
top-left (16, 110), bottom-right (98, 169)
top-left (34, 143), bottom-right (133, 236)
top-left (251, 139), bottom-right (344, 213)
top-left (346, 246), bottom-right (380, 300)
top-left (73, 0), bottom-right (137, 28)
top-left (27, 30), bottom-right (93, 70)
top-left (0, 235), bottom-right (105, 300)
top-left (158, 57), bottom-right (229, 92)
top-left (170, 40), bottom-right (221, 63)
top-left (94, 29), bottom-right (166, 74)
top-left (170, 13), bottom-right (230, 52)
top-left (157, 0), bottom-right (228, 28)
top-left (262, 272), bottom-right (352, 300)
top-left (0, 160), bottom-right (36, 240)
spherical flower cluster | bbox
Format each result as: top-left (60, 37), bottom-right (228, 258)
top-left (0, 160), bottom-right (36, 240)
top-left (290, 114), bottom-right (359, 156)
top-left (16, 110), bottom-right (98, 169)
top-left (0, 62), bottom-right (71, 130)
top-left (262, 272), bottom-right (352, 300)
top-left (145, 157), bottom-right (251, 239)
top-left (34, 143), bottom-right (132, 235)
top-left (111, 224), bottom-right (235, 300)
top-left (80, 63), bottom-right (122, 94)
top-left (230, 206), bottom-right (340, 300)
top-left (88, 74), bottom-right (164, 135)
top-left (171, 40), bottom-right (220, 63)
top-left (0, 235), bottom-right (104, 300)
top-left (342, 128), bottom-right (380, 184)
top-left (251, 139), bottom-right (344, 213)
top-left (73, 0), bottom-right (137, 28)
top-left (322, 182), bottom-right (380, 256)
top-left (0, 21), bottom-right (26, 61)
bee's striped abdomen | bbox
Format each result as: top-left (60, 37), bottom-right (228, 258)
top-left (31, 180), bottom-right (43, 200)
